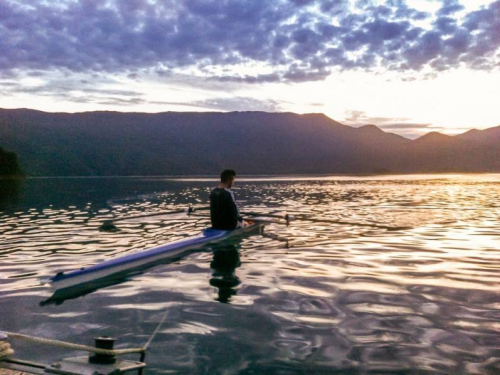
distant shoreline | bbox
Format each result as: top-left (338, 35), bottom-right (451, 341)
top-left (12, 172), bottom-right (500, 181)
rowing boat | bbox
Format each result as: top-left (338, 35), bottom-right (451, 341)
top-left (47, 221), bottom-right (264, 291)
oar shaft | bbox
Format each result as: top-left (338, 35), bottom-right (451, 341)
top-left (244, 217), bottom-right (284, 225)
top-left (102, 206), bottom-right (210, 224)
top-left (111, 209), bottom-right (187, 223)
top-left (292, 215), bottom-right (410, 230)
top-left (189, 212), bottom-right (286, 225)
top-left (240, 211), bottom-right (285, 219)
top-left (102, 205), bottom-right (408, 232)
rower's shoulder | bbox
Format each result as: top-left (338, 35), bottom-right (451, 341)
top-left (210, 187), bottom-right (225, 194)
top-left (210, 187), bottom-right (231, 197)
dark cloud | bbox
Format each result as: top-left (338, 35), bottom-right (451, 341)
top-left (438, 0), bottom-right (465, 16)
top-left (0, 0), bottom-right (499, 83)
top-left (208, 73), bottom-right (283, 84)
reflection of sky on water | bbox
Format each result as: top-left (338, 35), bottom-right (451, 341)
top-left (1, 175), bottom-right (500, 373)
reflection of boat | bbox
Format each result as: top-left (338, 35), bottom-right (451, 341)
top-left (41, 276), bottom-right (131, 305)
top-left (45, 222), bottom-right (264, 294)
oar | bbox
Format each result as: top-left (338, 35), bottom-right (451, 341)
top-left (240, 211), bottom-right (291, 225)
top-left (98, 205), bottom-right (210, 232)
top-left (292, 215), bottom-right (411, 231)
top-left (189, 212), bottom-right (286, 225)
top-left (99, 206), bottom-right (409, 232)
top-left (242, 211), bottom-right (410, 231)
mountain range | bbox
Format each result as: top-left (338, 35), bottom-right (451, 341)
top-left (0, 108), bottom-right (499, 176)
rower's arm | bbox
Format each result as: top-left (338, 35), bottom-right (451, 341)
top-left (228, 190), bottom-right (243, 223)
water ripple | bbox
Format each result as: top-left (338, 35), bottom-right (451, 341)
top-left (1, 175), bottom-right (500, 373)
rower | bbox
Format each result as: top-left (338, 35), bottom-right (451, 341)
top-left (210, 170), bottom-right (248, 230)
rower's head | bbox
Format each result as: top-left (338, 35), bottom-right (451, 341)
top-left (220, 169), bottom-right (236, 188)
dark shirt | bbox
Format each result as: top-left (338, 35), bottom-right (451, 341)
top-left (209, 188), bottom-right (242, 230)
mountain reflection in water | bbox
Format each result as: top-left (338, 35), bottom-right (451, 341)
top-left (0, 178), bottom-right (21, 210)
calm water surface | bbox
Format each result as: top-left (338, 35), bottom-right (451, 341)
top-left (1, 175), bottom-right (500, 374)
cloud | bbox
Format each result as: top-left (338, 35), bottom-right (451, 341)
top-left (0, 75), bottom-right (280, 111)
top-left (0, 76), bottom-right (140, 100)
top-left (376, 123), bottom-right (432, 130)
top-left (0, 0), bottom-right (499, 83)
top-left (438, 0), bottom-right (465, 16)
top-left (110, 96), bottom-right (284, 111)
top-left (0, 70), bottom-right (283, 111)
top-left (342, 110), bottom-right (436, 138)
top-left (190, 97), bottom-right (283, 112)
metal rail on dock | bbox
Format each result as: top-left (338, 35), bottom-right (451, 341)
top-left (0, 334), bottom-right (146, 375)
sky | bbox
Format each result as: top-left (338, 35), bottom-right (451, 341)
top-left (0, 0), bottom-right (499, 139)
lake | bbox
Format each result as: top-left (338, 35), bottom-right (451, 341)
top-left (1, 175), bottom-right (500, 374)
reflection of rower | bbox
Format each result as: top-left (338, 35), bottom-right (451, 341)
top-left (210, 170), bottom-right (249, 230)
top-left (210, 244), bottom-right (241, 303)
